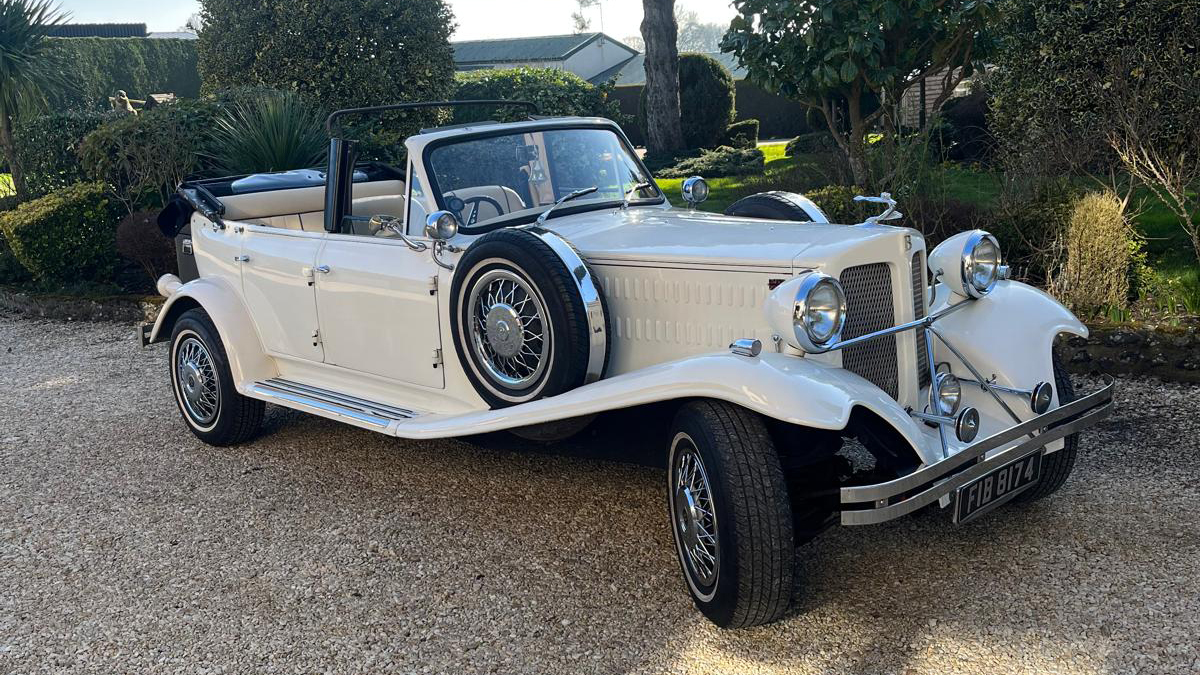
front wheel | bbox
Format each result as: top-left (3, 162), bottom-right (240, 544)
top-left (169, 308), bottom-right (264, 446)
top-left (667, 400), bottom-right (795, 628)
top-left (1014, 350), bottom-right (1079, 503)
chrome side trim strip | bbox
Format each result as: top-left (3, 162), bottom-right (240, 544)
top-left (841, 376), bottom-right (1115, 505)
top-left (524, 227), bottom-right (608, 384)
top-left (840, 400), bottom-right (1113, 526)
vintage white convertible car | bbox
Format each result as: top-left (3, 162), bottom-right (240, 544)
top-left (145, 101), bottom-right (1114, 628)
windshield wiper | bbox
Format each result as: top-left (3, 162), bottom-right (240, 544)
top-left (536, 186), bottom-right (598, 225)
top-left (622, 181), bottom-right (654, 210)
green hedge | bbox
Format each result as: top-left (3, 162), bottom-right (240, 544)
top-left (13, 111), bottom-right (119, 199)
top-left (723, 119), bottom-right (759, 147)
top-left (45, 38), bottom-right (201, 111)
top-left (0, 182), bottom-right (123, 282)
top-left (452, 68), bottom-right (625, 124)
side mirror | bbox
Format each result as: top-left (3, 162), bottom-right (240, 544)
top-left (681, 176), bottom-right (709, 209)
top-left (425, 211), bottom-right (459, 241)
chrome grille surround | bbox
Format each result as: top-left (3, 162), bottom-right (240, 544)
top-left (839, 263), bottom-right (899, 399)
top-left (912, 252), bottom-right (930, 389)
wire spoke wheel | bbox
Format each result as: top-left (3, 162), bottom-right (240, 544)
top-left (468, 268), bottom-right (551, 389)
top-left (175, 335), bottom-right (220, 426)
top-left (671, 436), bottom-right (720, 589)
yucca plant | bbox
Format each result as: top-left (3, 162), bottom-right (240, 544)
top-left (207, 92), bottom-right (327, 176)
top-left (0, 0), bottom-right (67, 199)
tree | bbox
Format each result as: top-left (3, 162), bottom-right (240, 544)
top-left (0, 0), bottom-right (66, 200)
top-left (639, 0), bottom-right (684, 155)
top-left (180, 12), bottom-right (204, 32)
top-left (198, 0), bottom-right (456, 127)
top-left (571, 0), bottom-right (598, 33)
top-left (622, 35), bottom-right (644, 51)
top-left (676, 8), bottom-right (725, 53)
top-left (722, 0), bottom-right (993, 186)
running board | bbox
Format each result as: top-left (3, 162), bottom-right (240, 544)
top-left (246, 378), bottom-right (419, 430)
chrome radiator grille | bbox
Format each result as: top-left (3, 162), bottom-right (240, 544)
top-left (912, 252), bottom-right (930, 389)
top-left (839, 263), bottom-right (899, 399)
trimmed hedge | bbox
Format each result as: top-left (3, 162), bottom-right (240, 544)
top-left (13, 111), bottom-right (119, 199)
top-left (723, 119), bottom-right (759, 147)
top-left (0, 182), bottom-right (123, 282)
top-left (452, 68), bottom-right (625, 124)
top-left (45, 38), bottom-right (201, 111)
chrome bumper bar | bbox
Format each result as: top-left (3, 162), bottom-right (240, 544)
top-left (839, 375), bottom-right (1116, 526)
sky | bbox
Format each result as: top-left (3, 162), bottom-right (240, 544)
top-left (54, 0), bottom-right (738, 42)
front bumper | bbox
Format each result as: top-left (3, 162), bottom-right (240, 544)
top-left (839, 375), bottom-right (1115, 525)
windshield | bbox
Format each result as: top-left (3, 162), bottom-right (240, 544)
top-left (426, 127), bottom-right (660, 229)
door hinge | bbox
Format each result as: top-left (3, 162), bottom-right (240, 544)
top-left (312, 329), bottom-right (321, 347)
top-left (432, 348), bottom-right (443, 367)
top-left (429, 275), bottom-right (439, 296)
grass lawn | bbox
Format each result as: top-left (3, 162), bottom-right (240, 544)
top-left (657, 142), bottom-right (793, 213)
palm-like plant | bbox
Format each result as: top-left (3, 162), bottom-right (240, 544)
top-left (0, 0), bottom-right (66, 199)
top-left (207, 92), bottom-right (328, 176)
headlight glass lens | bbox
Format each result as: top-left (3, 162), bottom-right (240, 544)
top-left (966, 235), bottom-right (1002, 294)
top-left (801, 278), bottom-right (846, 345)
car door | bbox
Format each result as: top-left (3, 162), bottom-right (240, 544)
top-left (238, 223), bottom-right (325, 361)
top-left (311, 174), bottom-right (445, 389)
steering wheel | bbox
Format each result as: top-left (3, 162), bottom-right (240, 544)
top-left (448, 195), bottom-right (505, 227)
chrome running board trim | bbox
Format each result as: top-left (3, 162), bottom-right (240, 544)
top-left (247, 378), bottom-right (418, 429)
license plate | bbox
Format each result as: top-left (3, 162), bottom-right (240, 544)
top-left (954, 452), bottom-right (1043, 523)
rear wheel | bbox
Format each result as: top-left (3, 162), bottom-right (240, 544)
top-left (1014, 350), bottom-right (1078, 503)
top-left (667, 400), bottom-right (795, 628)
top-left (169, 308), bottom-right (264, 446)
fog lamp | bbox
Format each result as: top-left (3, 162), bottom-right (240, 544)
top-left (933, 372), bottom-right (962, 416)
top-left (955, 407), bottom-right (980, 443)
top-left (1030, 381), bottom-right (1054, 415)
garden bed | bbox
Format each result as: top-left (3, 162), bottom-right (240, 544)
top-left (0, 285), bottom-right (160, 323)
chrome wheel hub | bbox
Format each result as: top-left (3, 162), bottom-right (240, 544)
top-left (468, 268), bottom-right (550, 388)
top-left (671, 442), bottom-right (719, 587)
top-left (175, 335), bottom-right (219, 426)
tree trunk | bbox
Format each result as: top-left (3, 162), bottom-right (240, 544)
top-left (0, 113), bottom-right (26, 200)
top-left (640, 0), bottom-right (684, 156)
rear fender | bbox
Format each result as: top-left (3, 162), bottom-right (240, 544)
top-left (148, 277), bottom-right (275, 385)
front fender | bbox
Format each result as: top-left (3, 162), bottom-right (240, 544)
top-left (930, 280), bottom-right (1086, 450)
top-left (148, 276), bottom-right (275, 385)
top-left (392, 351), bottom-right (937, 462)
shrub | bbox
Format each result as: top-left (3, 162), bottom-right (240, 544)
top-left (804, 185), bottom-right (871, 224)
top-left (115, 209), bottom-right (176, 285)
top-left (1049, 191), bottom-right (1133, 316)
top-left (0, 230), bottom-right (32, 284)
top-left (206, 91), bottom-right (327, 176)
top-left (639, 54), bottom-right (736, 149)
top-left (989, 178), bottom-right (1081, 285)
top-left (198, 0), bottom-right (455, 132)
top-left (0, 182), bottom-right (122, 282)
top-left (452, 68), bottom-right (624, 125)
top-left (656, 145), bottom-right (764, 179)
top-left (13, 110), bottom-right (118, 200)
top-left (786, 131), bottom-right (838, 156)
top-left (79, 99), bottom-right (222, 213)
top-left (43, 37), bottom-right (201, 111)
top-left (723, 119), bottom-right (759, 147)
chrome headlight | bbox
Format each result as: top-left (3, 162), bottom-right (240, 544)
top-left (764, 272), bottom-right (847, 353)
top-left (681, 176), bottom-right (709, 206)
top-left (962, 231), bottom-right (1002, 297)
top-left (932, 372), bottom-right (962, 416)
top-left (928, 230), bottom-right (1004, 299)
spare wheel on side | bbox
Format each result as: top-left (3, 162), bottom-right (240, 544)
top-left (450, 227), bottom-right (609, 408)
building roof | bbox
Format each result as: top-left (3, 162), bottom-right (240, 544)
top-left (591, 52), bottom-right (748, 86)
top-left (148, 31), bottom-right (198, 40)
top-left (453, 32), bottom-right (638, 65)
top-left (48, 23), bottom-right (147, 38)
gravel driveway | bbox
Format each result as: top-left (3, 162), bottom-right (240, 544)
top-left (1, 315), bottom-right (1197, 674)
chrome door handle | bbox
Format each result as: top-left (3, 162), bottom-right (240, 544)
top-left (234, 255), bottom-right (250, 262)
top-left (314, 265), bottom-right (331, 274)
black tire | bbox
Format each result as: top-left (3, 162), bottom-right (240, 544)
top-left (450, 228), bottom-right (609, 409)
top-left (724, 191), bottom-right (827, 222)
top-left (1014, 350), bottom-right (1078, 503)
top-left (169, 308), bottom-right (264, 446)
top-left (667, 400), bottom-right (795, 628)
